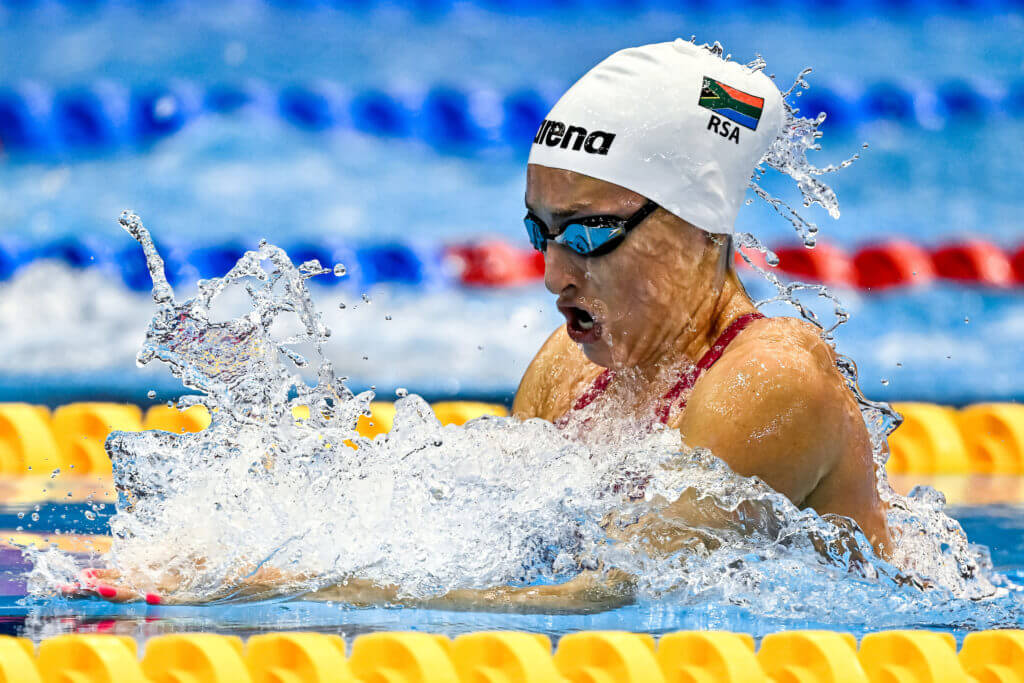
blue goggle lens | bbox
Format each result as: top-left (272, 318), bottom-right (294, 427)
top-left (524, 215), bottom-right (632, 257)
top-left (524, 216), bottom-right (547, 252)
top-left (560, 224), bottom-right (626, 255)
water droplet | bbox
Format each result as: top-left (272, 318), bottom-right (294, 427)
top-left (84, 510), bottom-right (96, 521)
top-left (338, 302), bottom-right (346, 309)
top-left (147, 390), bottom-right (157, 399)
top-left (880, 379), bottom-right (889, 386)
top-left (896, 362), bottom-right (903, 367)
top-left (964, 316), bottom-right (969, 324)
top-left (385, 315), bottom-right (392, 321)
top-left (50, 469), bottom-right (60, 479)
top-left (395, 388), bottom-right (408, 398)
top-left (362, 356), bottom-right (368, 361)
top-left (30, 513), bottom-right (39, 522)
top-left (16, 512), bottom-right (24, 519)
top-left (361, 293), bottom-right (371, 304)
top-left (333, 264), bottom-right (347, 277)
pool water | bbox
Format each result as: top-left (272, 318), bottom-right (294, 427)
top-left (1, 0), bottom-right (1023, 649)
top-left (2, 492), bottom-right (1023, 643)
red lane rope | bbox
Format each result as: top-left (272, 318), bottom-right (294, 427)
top-left (445, 240), bottom-right (1024, 290)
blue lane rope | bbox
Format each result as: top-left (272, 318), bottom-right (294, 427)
top-left (0, 237), bottom-right (454, 291)
top-left (0, 77), bottom-right (1021, 157)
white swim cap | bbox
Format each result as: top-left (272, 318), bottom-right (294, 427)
top-left (528, 39), bottom-right (785, 236)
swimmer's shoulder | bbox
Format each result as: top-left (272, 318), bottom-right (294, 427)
top-left (716, 314), bottom-right (841, 381)
top-left (679, 314), bottom-right (859, 505)
top-left (685, 314), bottom-right (852, 435)
top-left (513, 325), bottom-right (604, 422)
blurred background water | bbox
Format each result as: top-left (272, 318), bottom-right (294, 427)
top-left (0, 0), bottom-right (1021, 405)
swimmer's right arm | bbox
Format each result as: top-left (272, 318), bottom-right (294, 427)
top-left (513, 325), bottom-right (599, 421)
top-left (69, 566), bottom-right (635, 611)
top-left (306, 570), bottom-right (635, 612)
top-left (511, 328), bottom-right (561, 419)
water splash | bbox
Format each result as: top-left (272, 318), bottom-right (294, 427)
top-left (750, 65), bottom-right (859, 249)
top-left (708, 43), bottom-right (907, 453)
top-left (23, 212), bottom-right (1021, 630)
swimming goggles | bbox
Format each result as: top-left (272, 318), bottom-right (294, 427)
top-left (524, 200), bottom-right (659, 257)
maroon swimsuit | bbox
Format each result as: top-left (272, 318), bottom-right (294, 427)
top-left (568, 312), bottom-right (766, 425)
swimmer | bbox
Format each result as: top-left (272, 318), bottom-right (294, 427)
top-left (73, 39), bottom-right (888, 609)
top-left (514, 40), bottom-right (889, 559)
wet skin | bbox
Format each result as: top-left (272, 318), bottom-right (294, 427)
top-left (72, 166), bottom-right (890, 610)
top-left (513, 165), bottom-right (890, 556)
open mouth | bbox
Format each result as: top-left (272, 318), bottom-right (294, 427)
top-left (560, 304), bottom-right (602, 344)
top-left (573, 307), bottom-right (595, 330)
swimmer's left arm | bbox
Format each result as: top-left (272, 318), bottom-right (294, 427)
top-left (674, 338), bottom-right (847, 506)
top-left (674, 325), bottom-right (890, 554)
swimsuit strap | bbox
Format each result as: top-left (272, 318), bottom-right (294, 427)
top-left (654, 311), bottom-right (765, 424)
top-left (570, 311), bottom-right (766, 420)
top-left (571, 367), bottom-right (614, 412)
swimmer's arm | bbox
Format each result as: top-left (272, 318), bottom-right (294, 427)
top-left (669, 339), bottom-right (891, 556)
top-left (75, 566), bottom-right (634, 611)
top-left (513, 325), bottom-right (601, 422)
top-left (511, 326), bottom-right (566, 420)
top-left (307, 570), bottom-right (635, 612)
top-left (674, 341), bottom-right (841, 507)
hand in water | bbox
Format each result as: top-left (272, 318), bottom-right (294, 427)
top-left (59, 564), bottom-right (303, 604)
top-left (59, 568), bottom-right (167, 604)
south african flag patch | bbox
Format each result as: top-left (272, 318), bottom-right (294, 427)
top-left (698, 76), bottom-right (764, 131)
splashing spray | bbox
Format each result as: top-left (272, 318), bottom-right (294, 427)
top-left (18, 205), bottom-right (1013, 628)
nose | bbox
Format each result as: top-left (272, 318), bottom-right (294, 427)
top-left (543, 243), bottom-right (584, 295)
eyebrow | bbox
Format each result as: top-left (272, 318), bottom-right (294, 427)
top-left (524, 201), bottom-right (598, 219)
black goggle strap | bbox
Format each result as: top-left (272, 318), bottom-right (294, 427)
top-left (622, 200), bottom-right (659, 230)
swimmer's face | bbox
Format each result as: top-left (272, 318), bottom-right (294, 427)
top-left (525, 164), bottom-right (726, 370)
